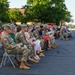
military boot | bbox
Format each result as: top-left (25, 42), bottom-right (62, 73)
top-left (25, 62), bottom-right (31, 67)
top-left (51, 44), bottom-right (54, 48)
top-left (54, 43), bottom-right (57, 48)
top-left (19, 61), bottom-right (30, 70)
top-left (65, 37), bottom-right (69, 40)
top-left (29, 58), bottom-right (39, 63)
top-left (39, 53), bottom-right (45, 57)
top-left (51, 43), bottom-right (56, 48)
top-left (39, 50), bottom-right (43, 53)
top-left (48, 44), bottom-right (51, 49)
top-left (33, 56), bottom-right (40, 61)
top-left (37, 50), bottom-right (44, 55)
top-left (15, 57), bottom-right (21, 66)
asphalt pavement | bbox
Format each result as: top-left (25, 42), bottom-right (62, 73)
top-left (0, 30), bottom-right (75, 75)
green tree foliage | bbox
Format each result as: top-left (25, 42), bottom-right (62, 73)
top-left (0, 0), bottom-right (9, 22)
top-left (49, 0), bottom-right (72, 25)
top-left (23, 0), bottom-right (72, 25)
top-left (8, 8), bottom-right (23, 22)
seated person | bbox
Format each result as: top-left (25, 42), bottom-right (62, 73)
top-left (1, 25), bottom-right (32, 70)
top-left (60, 26), bottom-right (69, 40)
top-left (24, 26), bottom-right (45, 58)
top-left (16, 25), bottom-right (40, 62)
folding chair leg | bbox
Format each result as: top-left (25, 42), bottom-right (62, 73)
top-left (3, 56), bottom-right (7, 65)
top-left (8, 56), bottom-right (15, 68)
top-left (0, 55), bottom-right (6, 67)
top-left (0, 55), bottom-right (16, 68)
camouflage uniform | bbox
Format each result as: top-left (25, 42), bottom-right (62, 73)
top-left (60, 27), bottom-right (68, 40)
top-left (33, 29), bottom-right (44, 49)
top-left (28, 31), bottom-right (35, 39)
top-left (42, 26), bottom-right (56, 49)
top-left (42, 29), bottom-right (50, 49)
top-left (1, 33), bottom-right (30, 62)
top-left (16, 30), bottom-right (34, 55)
top-left (46, 31), bottom-right (55, 43)
top-left (33, 30), bottom-right (40, 39)
top-left (33, 25), bottom-right (43, 39)
top-left (46, 30), bottom-right (56, 48)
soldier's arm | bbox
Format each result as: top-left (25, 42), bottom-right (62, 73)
top-left (1, 38), bottom-right (16, 49)
top-left (15, 33), bottom-right (26, 45)
top-left (33, 31), bottom-right (37, 37)
top-left (15, 33), bottom-right (20, 43)
top-left (30, 33), bottom-right (35, 38)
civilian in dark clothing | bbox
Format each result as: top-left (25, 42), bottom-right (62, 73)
top-left (31, 27), bottom-right (35, 32)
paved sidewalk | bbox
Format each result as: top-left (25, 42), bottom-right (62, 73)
top-left (0, 30), bottom-right (75, 75)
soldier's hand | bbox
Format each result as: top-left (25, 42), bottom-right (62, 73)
top-left (19, 43), bottom-right (22, 45)
top-left (15, 44), bottom-right (20, 47)
top-left (24, 45), bottom-right (27, 48)
top-left (32, 43), bottom-right (35, 47)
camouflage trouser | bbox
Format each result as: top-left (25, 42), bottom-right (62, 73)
top-left (26, 43), bottom-right (35, 56)
top-left (40, 39), bottom-right (44, 49)
top-left (6, 47), bottom-right (30, 62)
top-left (60, 32), bottom-right (68, 39)
top-left (43, 39), bottom-right (48, 49)
top-left (63, 33), bottom-right (68, 38)
top-left (50, 36), bottom-right (55, 44)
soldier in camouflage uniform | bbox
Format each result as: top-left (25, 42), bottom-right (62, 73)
top-left (33, 26), bottom-right (40, 39)
top-left (27, 25), bottom-right (45, 57)
top-left (42, 25), bottom-right (57, 49)
top-left (46, 26), bottom-right (57, 48)
top-left (42, 25), bottom-right (51, 50)
top-left (33, 26), bottom-right (44, 49)
top-left (28, 25), bottom-right (35, 39)
top-left (16, 25), bottom-right (40, 62)
top-left (60, 26), bottom-right (69, 40)
top-left (1, 25), bottom-right (31, 70)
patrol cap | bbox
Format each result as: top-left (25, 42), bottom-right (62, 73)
top-left (9, 24), bottom-right (16, 30)
top-left (35, 25), bottom-right (40, 29)
top-left (27, 25), bottom-right (33, 28)
top-left (43, 24), bottom-right (47, 28)
top-left (3, 24), bottom-right (10, 30)
top-left (21, 24), bottom-right (27, 28)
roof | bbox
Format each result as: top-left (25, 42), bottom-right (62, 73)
top-left (9, 8), bottom-right (25, 14)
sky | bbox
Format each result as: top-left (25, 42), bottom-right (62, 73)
top-left (8, 0), bottom-right (75, 24)
top-left (65, 0), bottom-right (75, 24)
top-left (8, 0), bottom-right (27, 8)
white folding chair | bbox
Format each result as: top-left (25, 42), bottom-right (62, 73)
top-left (0, 49), bottom-right (16, 68)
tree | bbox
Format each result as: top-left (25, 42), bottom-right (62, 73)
top-left (24, 0), bottom-right (51, 23)
top-left (49, 0), bottom-right (72, 25)
top-left (8, 8), bottom-right (23, 22)
top-left (23, 0), bottom-right (72, 25)
top-left (0, 0), bottom-right (9, 22)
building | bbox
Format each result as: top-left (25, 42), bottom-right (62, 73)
top-left (10, 8), bottom-right (25, 15)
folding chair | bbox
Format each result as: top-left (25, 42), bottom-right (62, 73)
top-left (0, 49), bottom-right (16, 68)
top-left (0, 42), bottom-right (3, 54)
top-left (0, 48), bottom-right (3, 57)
